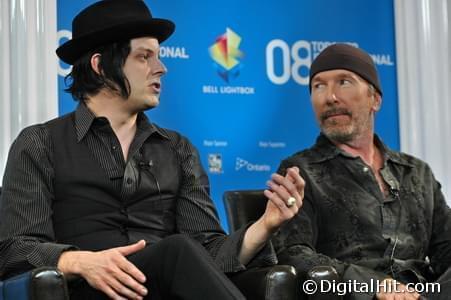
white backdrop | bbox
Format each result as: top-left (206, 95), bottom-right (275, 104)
top-left (0, 0), bottom-right (58, 180)
top-left (395, 0), bottom-right (451, 199)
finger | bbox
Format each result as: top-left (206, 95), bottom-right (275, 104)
top-left (408, 287), bottom-right (419, 295)
top-left (116, 255), bottom-right (146, 283)
top-left (117, 240), bottom-right (146, 256)
top-left (286, 167), bottom-right (305, 193)
top-left (267, 180), bottom-right (291, 203)
top-left (97, 281), bottom-right (127, 300)
top-left (271, 174), bottom-right (298, 196)
top-left (271, 173), bottom-right (303, 205)
top-left (379, 293), bottom-right (394, 300)
top-left (283, 168), bottom-right (296, 184)
top-left (285, 167), bottom-right (299, 183)
top-left (263, 189), bottom-right (292, 216)
top-left (107, 275), bottom-right (144, 300)
top-left (291, 166), bottom-right (300, 173)
top-left (400, 293), bottom-right (413, 300)
top-left (115, 270), bottom-right (148, 297)
top-left (399, 284), bottom-right (419, 299)
top-left (407, 291), bottom-right (421, 300)
top-left (268, 180), bottom-right (301, 212)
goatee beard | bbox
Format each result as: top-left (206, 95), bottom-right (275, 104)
top-left (323, 130), bottom-right (355, 144)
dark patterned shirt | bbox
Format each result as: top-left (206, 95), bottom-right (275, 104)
top-left (0, 104), bottom-right (276, 278)
top-left (273, 134), bottom-right (451, 298)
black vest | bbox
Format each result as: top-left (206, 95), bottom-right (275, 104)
top-left (47, 113), bottom-right (180, 251)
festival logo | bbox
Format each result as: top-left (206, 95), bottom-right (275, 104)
top-left (209, 27), bottom-right (244, 83)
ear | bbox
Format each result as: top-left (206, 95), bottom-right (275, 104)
top-left (90, 53), bottom-right (102, 75)
top-left (371, 93), bottom-right (382, 112)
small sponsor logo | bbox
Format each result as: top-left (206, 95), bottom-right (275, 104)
top-left (235, 157), bottom-right (271, 172)
top-left (208, 153), bottom-right (223, 174)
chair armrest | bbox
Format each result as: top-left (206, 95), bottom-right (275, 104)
top-left (30, 267), bottom-right (69, 300)
top-left (305, 266), bottom-right (342, 300)
top-left (230, 265), bottom-right (298, 300)
top-left (0, 267), bottom-right (69, 300)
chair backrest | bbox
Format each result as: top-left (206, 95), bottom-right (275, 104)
top-left (223, 190), bottom-right (267, 232)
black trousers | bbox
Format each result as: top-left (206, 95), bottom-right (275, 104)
top-left (69, 235), bottom-right (245, 299)
top-left (423, 267), bottom-right (451, 300)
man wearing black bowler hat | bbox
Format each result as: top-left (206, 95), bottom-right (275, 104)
top-left (0, 0), bottom-right (304, 299)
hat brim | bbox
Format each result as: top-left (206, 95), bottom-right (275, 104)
top-left (56, 18), bottom-right (175, 65)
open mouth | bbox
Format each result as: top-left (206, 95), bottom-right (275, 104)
top-left (149, 82), bottom-right (161, 93)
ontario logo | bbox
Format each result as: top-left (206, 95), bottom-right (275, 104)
top-left (235, 157), bottom-right (270, 172)
top-left (209, 27), bottom-right (244, 83)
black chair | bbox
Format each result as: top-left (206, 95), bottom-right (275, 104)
top-left (224, 190), bottom-right (342, 300)
top-left (0, 187), bottom-right (69, 300)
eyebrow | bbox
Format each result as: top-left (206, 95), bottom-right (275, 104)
top-left (133, 46), bottom-right (159, 53)
top-left (311, 75), bottom-right (326, 83)
top-left (313, 71), bottom-right (356, 82)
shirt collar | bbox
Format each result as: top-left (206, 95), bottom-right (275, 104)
top-left (377, 137), bottom-right (415, 168)
top-left (74, 103), bottom-right (95, 142)
top-left (309, 134), bottom-right (344, 163)
top-left (135, 112), bottom-right (170, 140)
top-left (74, 103), bottom-right (169, 142)
top-left (310, 133), bottom-right (414, 168)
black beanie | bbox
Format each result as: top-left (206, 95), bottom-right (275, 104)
top-left (309, 43), bottom-right (382, 96)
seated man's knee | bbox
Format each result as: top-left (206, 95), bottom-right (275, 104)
top-left (161, 234), bottom-right (201, 251)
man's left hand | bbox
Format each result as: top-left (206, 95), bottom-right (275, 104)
top-left (239, 166), bottom-right (304, 265)
top-left (261, 166), bottom-right (304, 233)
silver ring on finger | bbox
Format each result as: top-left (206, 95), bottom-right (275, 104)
top-left (286, 196), bottom-right (296, 207)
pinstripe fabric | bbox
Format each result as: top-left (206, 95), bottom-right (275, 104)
top-left (0, 104), bottom-right (276, 279)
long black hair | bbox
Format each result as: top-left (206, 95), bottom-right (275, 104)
top-left (65, 40), bottom-right (131, 102)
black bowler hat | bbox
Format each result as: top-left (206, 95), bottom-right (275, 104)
top-left (56, 0), bottom-right (175, 65)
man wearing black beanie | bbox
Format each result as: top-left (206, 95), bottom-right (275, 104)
top-left (273, 43), bottom-right (451, 299)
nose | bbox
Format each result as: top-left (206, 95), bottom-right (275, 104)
top-left (151, 58), bottom-right (167, 76)
top-left (325, 85), bottom-right (339, 105)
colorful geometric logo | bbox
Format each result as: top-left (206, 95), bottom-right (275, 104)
top-left (209, 28), bottom-right (244, 83)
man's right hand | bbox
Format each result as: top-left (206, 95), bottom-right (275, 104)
top-left (58, 240), bottom-right (148, 300)
top-left (375, 278), bottom-right (421, 300)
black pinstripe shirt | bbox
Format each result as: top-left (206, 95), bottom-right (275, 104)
top-left (0, 104), bottom-right (276, 278)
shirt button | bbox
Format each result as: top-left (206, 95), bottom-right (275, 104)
top-left (120, 207), bottom-right (127, 215)
top-left (126, 178), bottom-right (133, 184)
top-left (112, 145), bottom-right (118, 150)
top-left (363, 167), bottom-right (369, 172)
top-left (120, 226), bottom-right (128, 235)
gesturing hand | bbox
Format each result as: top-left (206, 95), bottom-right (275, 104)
top-left (239, 167), bottom-right (304, 264)
top-left (58, 240), bottom-right (148, 300)
top-left (262, 166), bottom-right (304, 232)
